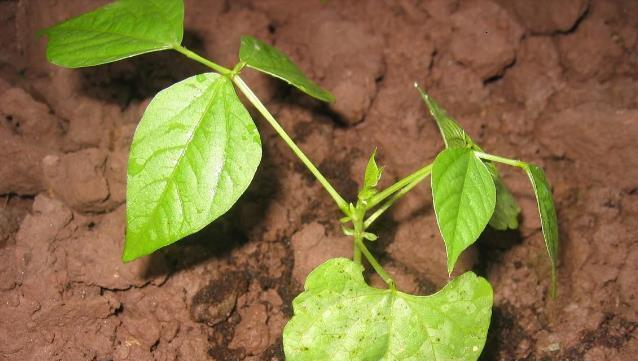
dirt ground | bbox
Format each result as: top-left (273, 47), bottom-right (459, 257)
top-left (1, 0), bottom-right (637, 360)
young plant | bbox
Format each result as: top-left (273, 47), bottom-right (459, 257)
top-left (40, 1), bottom-right (559, 360)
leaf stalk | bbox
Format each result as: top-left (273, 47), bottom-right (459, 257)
top-left (356, 237), bottom-right (396, 290)
top-left (173, 44), bottom-right (233, 76)
top-left (367, 163), bottom-right (433, 210)
top-left (364, 166), bottom-right (432, 228)
top-left (473, 151), bottom-right (527, 169)
top-left (232, 76), bottom-right (350, 214)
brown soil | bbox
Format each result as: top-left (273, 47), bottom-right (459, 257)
top-left (1, 0), bottom-right (637, 360)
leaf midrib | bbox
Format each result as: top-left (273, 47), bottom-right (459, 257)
top-left (446, 152), bottom-right (473, 257)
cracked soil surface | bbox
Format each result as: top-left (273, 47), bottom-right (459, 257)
top-left (1, 0), bottom-right (637, 360)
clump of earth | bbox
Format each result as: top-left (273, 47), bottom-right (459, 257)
top-left (0, 0), bottom-right (637, 360)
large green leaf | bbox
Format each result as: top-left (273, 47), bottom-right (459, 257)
top-left (239, 36), bottom-right (335, 102)
top-left (417, 86), bottom-right (520, 230)
top-left (40, 0), bottom-right (184, 68)
top-left (524, 164), bottom-right (559, 296)
top-left (284, 258), bottom-right (493, 361)
top-left (432, 148), bottom-right (496, 274)
top-left (123, 73), bottom-right (261, 261)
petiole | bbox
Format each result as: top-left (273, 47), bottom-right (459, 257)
top-left (355, 238), bottom-right (396, 290)
top-left (173, 44), bottom-right (233, 76)
top-left (366, 163), bottom-right (433, 210)
top-left (364, 166), bottom-right (431, 228)
top-left (474, 151), bottom-right (527, 169)
top-left (232, 76), bottom-right (350, 215)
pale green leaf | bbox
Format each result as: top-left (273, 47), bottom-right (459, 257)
top-left (284, 258), bottom-right (493, 361)
top-left (524, 164), bottom-right (559, 296)
top-left (417, 86), bottom-right (520, 230)
top-left (364, 149), bottom-right (382, 189)
top-left (432, 148), bottom-right (496, 274)
top-left (123, 73), bottom-right (261, 261)
top-left (358, 149), bottom-right (383, 201)
top-left (40, 0), bottom-right (184, 68)
top-left (239, 36), bottom-right (335, 102)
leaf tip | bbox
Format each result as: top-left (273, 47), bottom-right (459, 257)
top-left (121, 247), bottom-right (137, 263)
top-left (325, 92), bottom-right (336, 103)
top-left (446, 250), bottom-right (458, 276)
top-left (121, 233), bottom-right (143, 263)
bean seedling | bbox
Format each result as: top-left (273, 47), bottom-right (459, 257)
top-left (40, 0), bottom-right (559, 359)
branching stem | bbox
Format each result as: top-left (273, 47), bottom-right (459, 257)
top-left (364, 166), bottom-right (431, 228)
top-left (173, 45), bottom-right (407, 287)
top-left (173, 46), bottom-right (349, 213)
top-left (367, 163), bottom-right (433, 210)
top-left (233, 76), bottom-right (350, 214)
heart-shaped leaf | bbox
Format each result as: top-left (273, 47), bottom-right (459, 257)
top-left (525, 164), bottom-right (559, 296)
top-left (123, 73), bottom-right (261, 261)
top-left (40, 0), bottom-right (184, 68)
top-left (432, 148), bottom-right (496, 273)
top-left (418, 87), bottom-right (520, 230)
top-left (239, 35), bottom-right (335, 102)
top-left (284, 258), bottom-right (493, 361)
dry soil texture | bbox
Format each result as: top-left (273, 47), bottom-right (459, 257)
top-left (1, 0), bottom-right (637, 360)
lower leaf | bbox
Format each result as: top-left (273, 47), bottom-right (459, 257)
top-left (284, 258), bottom-right (493, 361)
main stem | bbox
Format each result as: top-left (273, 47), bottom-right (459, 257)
top-left (233, 76), bottom-right (350, 215)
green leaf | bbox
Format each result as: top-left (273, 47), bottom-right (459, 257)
top-left (364, 149), bottom-right (383, 189)
top-left (489, 174), bottom-right (521, 230)
top-left (418, 86), bottom-right (471, 149)
top-left (524, 164), bottom-right (559, 296)
top-left (39, 0), bottom-right (184, 68)
top-left (417, 85), bottom-right (520, 230)
top-left (358, 149), bottom-right (383, 201)
top-left (284, 258), bottom-right (493, 361)
top-left (432, 148), bottom-right (496, 274)
top-left (123, 73), bottom-right (261, 261)
top-left (239, 35), bottom-right (335, 102)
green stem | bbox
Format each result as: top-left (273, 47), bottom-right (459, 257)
top-left (233, 76), bottom-right (350, 215)
top-left (367, 163), bottom-right (433, 210)
top-left (351, 202), bottom-right (366, 264)
top-left (356, 238), bottom-right (396, 290)
top-left (474, 151), bottom-right (527, 169)
top-left (353, 245), bottom-right (362, 264)
top-left (364, 167), bottom-right (431, 228)
top-left (173, 44), bottom-right (232, 76)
